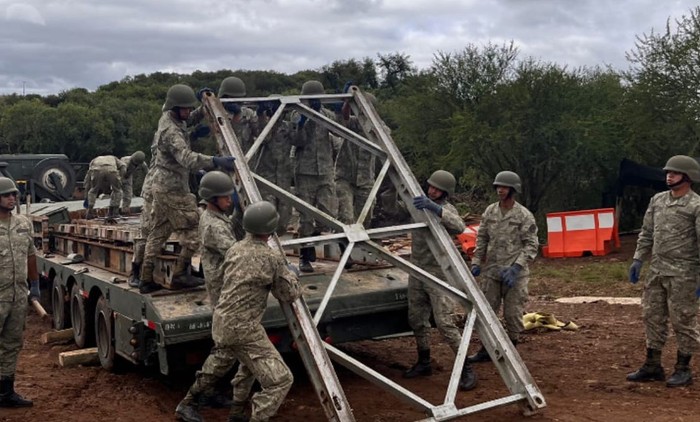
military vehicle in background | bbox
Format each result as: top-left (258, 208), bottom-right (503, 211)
top-left (0, 154), bottom-right (83, 202)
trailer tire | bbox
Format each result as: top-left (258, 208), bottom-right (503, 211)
top-left (52, 282), bottom-right (71, 330)
top-left (70, 284), bottom-right (94, 348)
top-left (32, 158), bottom-right (76, 201)
top-left (95, 296), bottom-right (118, 371)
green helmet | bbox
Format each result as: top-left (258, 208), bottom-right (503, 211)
top-left (218, 76), bottom-right (246, 98)
top-left (0, 177), bottom-right (18, 195)
top-left (301, 80), bottom-right (324, 95)
top-left (493, 171), bottom-right (522, 193)
top-left (130, 151), bottom-right (146, 166)
top-left (242, 201), bottom-right (279, 235)
top-left (162, 84), bottom-right (198, 112)
top-left (198, 171), bottom-right (236, 202)
top-left (427, 170), bottom-right (456, 197)
top-left (663, 155), bottom-right (700, 182)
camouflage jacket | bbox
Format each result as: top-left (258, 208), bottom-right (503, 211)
top-left (253, 117), bottom-right (293, 175)
top-left (212, 235), bottom-right (301, 345)
top-left (199, 208), bottom-right (237, 306)
top-left (411, 201), bottom-right (465, 269)
top-left (335, 116), bottom-right (376, 187)
top-left (150, 111), bottom-right (214, 194)
top-left (293, 108), bottom-right (338, 176)
top-left (0, 214), bottom-right (37, 302)
top-left (471, 201), bottom-right (539, 277)
top-left (231, 106), bottom-right (260, 153)
top-left (120, 155), bottom-right (149, 181)
top-left (634, 190), bottom-right (700, 276)
top-left (84, 155), bottom-right (126, 192)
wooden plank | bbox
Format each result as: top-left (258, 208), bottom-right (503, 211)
top-left (58, 347), bottom-right (99, 367)
top-left (41, 329), bottom-right (74, 345)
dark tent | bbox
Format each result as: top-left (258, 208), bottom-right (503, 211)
top-left (617, 157), bottom-right (700, 195)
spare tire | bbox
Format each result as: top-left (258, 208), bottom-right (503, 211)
top-left (32, 158), bottom-right (76, 200)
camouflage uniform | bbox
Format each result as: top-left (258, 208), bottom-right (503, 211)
top-left (335, 116), bottom-right (377, 225)
top-left (190, 235), bottom-right (300, 421)
top-left (199, 208), bottom-right (237, 306)
top-left (293, 108), bottom-right (338, 236)
top-left (142, 111), bottom-right (214, 283)
top-left (0, 214), bottom-right (36, 377)
top-left (633, 190), bottom-right (700, 355)
top-left (119, 155), bottom-right (148, 211)
top-left (84, 155), bottom-right (126, 208)
top-left (254, 118), bottom-right (293, 234)
top-left (132, 149), bottom-right (156, 268)
top-left (232, 107), bottom-right (260, 154)
top-left (471, 202), bottom-right (538, 342)
top-left (408, 201), bottom-right (465, 353)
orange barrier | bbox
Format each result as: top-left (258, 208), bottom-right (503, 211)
top-left (456, 224), bottom-right (480, 258)
top-left (542, 208), bottom-right (620, 258)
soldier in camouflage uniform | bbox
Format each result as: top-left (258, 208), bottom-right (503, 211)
top-left (253, 95), bottom-right (293, 235)
top-left (467, 171), bottom-right (538, 363)
top-left (119, 150), bottom-right (148, 215)
top-left (0, 177), bottom-right (39, 408)
top-left (219, 76), bottom-right (260, 154)
top-left (294, 80), bottom-right (338, 272)
top-left (139, 84), bottom-right (236, 294)
top-left (402, 170), bottom-right (477, 391)
top-left (84, 154), bottom-right (126, 219)
top-left (627, 155), bottom-right (700, 388)
top-left (176, 201), bottom-right (300, 422)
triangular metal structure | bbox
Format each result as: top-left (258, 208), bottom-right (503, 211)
top-left (200, 87), bottom-right (546, 421)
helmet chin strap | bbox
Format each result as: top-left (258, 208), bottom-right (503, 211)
top-left (668, 174), bottom-right (690, 189)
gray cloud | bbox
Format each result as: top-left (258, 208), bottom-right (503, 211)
top-left (0, 0), bottom-right (697, 95)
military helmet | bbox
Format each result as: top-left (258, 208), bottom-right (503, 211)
top-left (218, 76), bottom-right (246, 98)
top-left (427, 170), bottom-right (456, 197)
top-left (162, 84), bottom-right (198, 112)
top-left (493, 171), bottom-right (522, 193)
top-left (130, 151), bottom-right (146, 166)
top-left (242, 201), bottom-right (279, 235)
top-left (0, 177), bottom-right (18, 195)
top-left (663, 155), bottom-right (700, 183)
top-left (301, 80), bottom-right (324, 96)
top-left (198, 171), bottom-right (236, 202)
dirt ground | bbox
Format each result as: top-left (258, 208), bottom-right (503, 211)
top-left (3, 235), bottom-right (700, 422)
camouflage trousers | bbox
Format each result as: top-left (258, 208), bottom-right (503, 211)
top-left (408, 266), bottom-right (462, 353)
top-left (142, 192), bottom-right (200, 281)
top-left (192, 326), bottom-right (293, 421)
top-left (88, 169), bottom-right (122, 208)
top-left (132, 192), bottom-right (153, 265)
top-left (643, 272), bottom-right (700, 355)
top-left (121, 176), bottom-right (134, 210)
top-left (335, 179), bottom-right (373, 226)
top-left (480, 273), bottom-right (528, 342)
top-left (0, 295), bottom-right (27, 376)
top-left (295, 174), bottom-right (335, 237)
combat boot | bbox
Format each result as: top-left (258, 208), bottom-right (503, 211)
top-left (666, 351), bottom-right (693, 387)
top-left (171, 259), bottom-right (204, 289)
top-left (139, 263), bottom-right (162, 294)
top-left (175, 389), bottom-right (203, 422)
top-left (467, 346), bottom-right (490, 364)
top-left (299, 247), bottom-right (315, 273)
top-left (403, 349), bottom-right (432, 378)
top-left (228, 401), bottom-right (249, 422)
top-left (198, 390), bottom-right (232, 408)
top-left (0, 376), bottom-right (33, 408)
top-left (626, 348), bottom-right (665, 382)
top-left (128, 262), bottom-right (141, 288)
top-left (458, 362), bottom-right (478, 391)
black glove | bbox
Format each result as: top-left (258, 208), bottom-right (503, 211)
top-left (224, 102), bottom-right (241, 115)
top-left (196, 87), bottom-right (213, 101)
top-left (343, 80), bottom-right (353, 93)
top-left (471, 265), bottom-right (481, 277)
top-left (629, 259), bottom-right (642, 284)
top-left (257, 102), bottom-right (270, 117)
top-left (83, 199), bottom-right (89, 209)
top-left (298, 114), bottom-right (308, 129)
top-left (412, 195), bottom-right (442, 216)
top-left (191, 124), bottom-right (210, 141)
top-left (212, 156), bottom-right (236, 171)
top-left (29, 280), bottom-right (40, 301)
top-left (500, 264), bottom-right (522, 288)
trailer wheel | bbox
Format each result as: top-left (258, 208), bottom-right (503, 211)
top-left (52, 282), bottom-right (71, 330)
top-left (70, 284), bottom-right (94, 348)
top-left (95, 296), bottom-right (117, 371)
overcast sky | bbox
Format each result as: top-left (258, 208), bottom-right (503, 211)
top-left (0, 0), bottom-right (697, 96)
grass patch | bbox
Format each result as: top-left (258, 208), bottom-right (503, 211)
top-left (529, 259), bottom-right (642, 298)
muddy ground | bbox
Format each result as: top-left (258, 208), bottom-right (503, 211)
top-left (3, 235), bottom-right (699, 422)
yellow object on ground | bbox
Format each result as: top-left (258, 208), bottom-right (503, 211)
top-left (522, 312), bottom-right (579, 331)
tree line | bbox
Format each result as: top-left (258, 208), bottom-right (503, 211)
top-left (1, 7), bottom-right (699, 230)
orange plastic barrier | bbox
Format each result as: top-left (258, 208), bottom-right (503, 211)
top-left (542, 208), bottom-right (620, 258)
top-left (456, 224), bottom-right (480, 258)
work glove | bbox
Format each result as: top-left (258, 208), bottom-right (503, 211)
top-left (297, 114), bottom-right (308, 130)
top-left (212, 156), bottom-right (236, 171)
top-left (629, 259), bottom-right (642, 284)
top-left (83, 199), bottom-right (89, 209)
top-left (471, 265), bottom-right (481, 277)
top-left (190, 124), bottom-right (210, 141)
top-left (196, 87), bottom-right (213, 101)
top-left (309, 99), bottom-right (321, 111)
top-left (29, 280), bottom-right (40, 301)
top-left (287, 263), bottom-right (300, 277)
top-left (231, 190), bottom-right (241, 213)
top-left (224, 102), bottom-right (241, 115)
top-left (412, 195), bottom-right (442, 216)
top-left (256, 102), bottom-right (270, 117)
top-left (500, 264), bottom-right (522, 288)
top-left (343, 80), bottom-right (353, 93)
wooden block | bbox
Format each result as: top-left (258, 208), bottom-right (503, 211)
top-left (58, 347), bottom-right (99, 367)
top-left (41, 329), bottom-right (74, 345)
